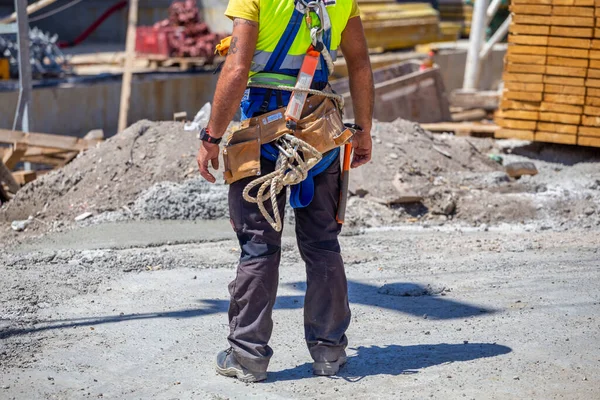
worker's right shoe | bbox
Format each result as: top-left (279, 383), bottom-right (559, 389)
top-left (312, 350), bottom-right (347, 376)
top-left (215, 347), bottom-right (267, 383)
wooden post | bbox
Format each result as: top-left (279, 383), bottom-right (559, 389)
top-left (118, 0), bottom-right (139, 133)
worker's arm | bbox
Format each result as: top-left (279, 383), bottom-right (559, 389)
top-left (197, 18), bottom-right (258, 183)
top-left (339, 17), bottom-right (374, 169)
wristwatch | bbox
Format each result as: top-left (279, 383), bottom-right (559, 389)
top-left (198, 128), bottom-right (222, 144)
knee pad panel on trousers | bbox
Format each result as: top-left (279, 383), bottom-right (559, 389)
top-left (238, 233), bottom-right (281, 262)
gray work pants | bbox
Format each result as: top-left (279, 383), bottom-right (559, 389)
top-left (226, 153), bottom-right (351, 372)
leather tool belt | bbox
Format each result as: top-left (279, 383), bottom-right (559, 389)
top-left (222, 95), bottom-right (352, 184)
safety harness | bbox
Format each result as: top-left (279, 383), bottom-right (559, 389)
top-left (219, 0), bottom-right (353, 232)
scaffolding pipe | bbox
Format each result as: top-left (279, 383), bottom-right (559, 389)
top-left (486, 0), bottom-right (504, 25)
top-left (463, 0), bottom-right (489, 90)
top-left (12, 0), bottom-right (33, 133)
top-left (480, 15), bottom-right (512, 60)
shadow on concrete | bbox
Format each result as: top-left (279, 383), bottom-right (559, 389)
top-left (268, 343), bottom-right (512, 382)
top-left (0, 281), bottom-right (495, 338)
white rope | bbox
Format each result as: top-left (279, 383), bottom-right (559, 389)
top-left (242, 134), bottom-right (322, 232)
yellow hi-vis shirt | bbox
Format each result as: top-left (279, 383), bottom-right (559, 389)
top-left (225, 0), bottom-right (360, 77)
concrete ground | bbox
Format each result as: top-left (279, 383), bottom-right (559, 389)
top-left (1, 221), bottom-right (599, 399)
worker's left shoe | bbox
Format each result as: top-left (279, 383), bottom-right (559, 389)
top-left (215, 347), bottom-right (267, 383)
top-left (312, 350), bottom-right (347, 376)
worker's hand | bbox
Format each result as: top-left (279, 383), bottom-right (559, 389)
top-left (197, 141), bottom-right (220, 183)
top-left (351, 130), bottom-right (372, 168)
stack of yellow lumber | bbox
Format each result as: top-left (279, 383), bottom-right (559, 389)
top-left (495, 0), bottom-right (600, 148)
top-left (438, 0), bottom-right (473, 36)
top-left (358, 2), bottom-right (442, 51)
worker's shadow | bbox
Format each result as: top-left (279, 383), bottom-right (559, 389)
top-left (268, 342), bottom-right (512, 382)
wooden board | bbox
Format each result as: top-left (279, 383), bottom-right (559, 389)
top-left (553, 0), bottom-right (594, 5)
top-left (535, 132), bottom-right (577, 144)
top-left (545, 65), bottom-right (587, 78)
top-left (2, 142), bottom-right (27, 170)
top-left (538, 111), bottom-right (581, 124)
top-left (506, 54), bottom-right (546, 65)
top-left (507, 45), bottom-right (547, 56)
top-left (544, 84), bottom-right (586, 95)
top-left (504, 81), bottom-right (544, 92)
top-left (543, 93), bottom-right (585, 105)
top-left (503, 72), bottom-right (544, 83)
top-left (584, 105), bottom-right (600, 115)
top-left (586, 78), bottom-right (600, 87)
top-left (506, 63), bottom-right (546, 74)
top-left (504, 90), bottom-right (543, 101)
top-left (12, 170), bottom-right (36, 185)
top-left (543, 75), bottom-right (585, 86)
top-left (586, 96), bottom-right (600, 106)
top-left (495, 117), bottom-right (537, 130)
top-left (495, 129), bottom-right (534, 141)
top-left (509, 23), bottom-right (550, 35)
top-left (513, 14), bottom-right (594, 27)
top-left (537, 121), bottom-right (578, 134)
top-left (587, 69), bottom-right (600, 79)
top-left (510, 4), bottom-right (552, 14)
top-left (578, 136), bottom-right (600, 147)
top-left (547, 47), bottom-right (589, 59)
top-left (549, 26), bottom-right (593, 38)
top-left (496, 109), bottom-right (539, 120)
top-left (540, 102), bottom-right (583, 114)
top-left (590, 50), bottom-right (600, 59)
top-left (579, 125), bottom-right (600, 137)
top-left (501, 99), bottom-right (541, 111)
top-left (0, 129), bottom-right (96, 152)
top-left (547, 37), bottom-right (591, 49)
top-left (590, 59), bottom-right (600, 69)
top-left (508, 35), bottom-right (548, 46)
top-left (582, 115), bottom-right (600, 125)
top-left (551, 6), bottom-right (594, 17)
top-left (546, 56), bottom-right (588, 68)
top-left (419, 122), bottom-right (499, 134)
top-left (588, 87), bottom-right (600, 96)
top-left (512, 0), bottom-right (551, 4)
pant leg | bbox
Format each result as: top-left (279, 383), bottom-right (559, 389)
top-left (227, 157), bottom-right (287, 372)
top-left (294, 153), bottom-right (351, 363)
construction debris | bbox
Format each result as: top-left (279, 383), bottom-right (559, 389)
top-left (505, 161), bottom-right (538, 179)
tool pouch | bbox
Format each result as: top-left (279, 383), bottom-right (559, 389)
top-left (223, 96), bottom-right (352, 184)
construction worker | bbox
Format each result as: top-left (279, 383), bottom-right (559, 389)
top-left (196, 0), bottom-right (374, 382)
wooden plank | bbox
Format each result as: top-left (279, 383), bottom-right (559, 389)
top-left (591, 39), bottom-right (600, 49)
top-left (19, 155), bottom-right (69, 167)
top-left (550, 26), bottom-right (593, 38)
top-left (495, 129), bottom-right (535, 141)
top-left (578, 136), bottom-right (600, 147)
top-left (12, 170), bottom-right (36, 185)
top-left (586, 78), bottom-right (600, 87)
top-left (543, 75), bottom-right (585, 86)
top-left (507, 45), bottom-right (547, 56)
top-left (503, 72), bottom-right (544, 83)
top-left (506, 63), bottom-right (546, 74)
top-left (0, 159), bottom-right (19, 193)
top-left (513, 0), bottom-right (551, 5)
top-left (582, 115), bottom-right (600, 125)
top-left (504, 81), bottom-right (544, 92)
top-left (540, 102), bottom-right (583, 114)
top-left (509, 23), bottom-right (550, 35)
top-left (2, 142), bottom-right (27, 170)
top-left (510, 4), bottom-right (552, 14)
top-left (117, 0), bottom-right (139, 132)
top-left (545, 65), bottom-right (587, 78)
top-left (500, 99), bottom-right (541, 111)
top-left (538, 111), bottom-right (581, 124)
top-left (544, 84), bottom-right (586, 95)
top-left (419, 122), bottom-right (500, 134)
top-left (513, 14), bottom-right (594, 27)
top-left (504, 90), bottom-right (543, 102)
top-left (579, 126), bottom-right (600, 137)
top-left (546, 56), bottom-right (588, 68)
top-left (588, 69), bottom-right (600, 79)
top-left (590, 59), bottom-right (600, 69)
top-left (535, 131), bottom-right (577, 144)
top-left (0, 0), bottom-right (60, 24)
top-left (586, 96), bottom-right (600, 106)
top-left (0, 129), bottom-right (94, 151)
top-left (496, 109), bottom-right (539, 120)
top-left (547, 47), bottom-right (589, 59)
top-left (590, 50), bottom-right (600, 59)
top-left (547, 37), bottom-right (591, 49)
top-left (596, 28), bottom-right (600, 38)
top-left (553, 0), bottom-right (594, 4)
top-left (496, 118), bottom-right (537, 130)
top-left (544, 93), bottom-right (585, 105)
top-left (588, 87), bottom-right (600, 96)
top-left (551, 6), bottom-right (594, 17)
top-left (537, 122), bottom-right (578, 134)
top-left (508, 35), bottom-right (548, 46)
top-left (584, 105), bottom-right (600, 115)
top-left (506, 54), bottom-right (546, 65)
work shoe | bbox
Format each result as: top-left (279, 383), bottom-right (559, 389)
top-left (215, 348), bottom-right (267, 383)
top-left (312, 350), bottom-right (347, 376)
